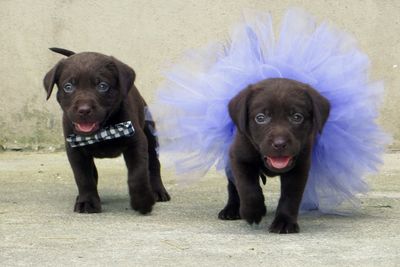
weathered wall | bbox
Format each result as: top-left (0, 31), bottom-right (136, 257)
top-left (0, 0), bottom-right (399, 150)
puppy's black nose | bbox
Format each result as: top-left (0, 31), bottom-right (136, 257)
top-left (77, 104), bottom-right (92, 116)
top-left (272, 138), bottom-right (287, 150)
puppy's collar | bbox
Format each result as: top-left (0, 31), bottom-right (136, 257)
top-left (66, 121), bottom-right (135, 148)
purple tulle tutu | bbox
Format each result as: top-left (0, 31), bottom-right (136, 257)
top-left (152, 8), bottom-right (390, 213)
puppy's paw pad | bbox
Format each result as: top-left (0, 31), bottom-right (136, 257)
top-left (130, 192), bottom-right (155, 215)
top-left (240, 204), bottom-right (266, 225)
top-left (74, 195), bottom-right (101, 213)
top-left (218, 204), bottom-right (241, 220)
top-left (269, 215), bottom-right (299, 234)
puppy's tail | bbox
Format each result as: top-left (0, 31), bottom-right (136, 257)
top-left (49, 47), bottom-right (75, 57)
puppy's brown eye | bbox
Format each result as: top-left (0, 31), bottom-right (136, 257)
top-left (97, 82), bottom-right (110, 93)
top-left (255, 113), bottom-right (270, 124)
top-left (290, 113), bottom-right (304, 124)
top-left (63, 82), bottom-right (75, 93)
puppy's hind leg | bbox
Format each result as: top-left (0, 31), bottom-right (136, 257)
top-left (218, 163), bottom-right (241, 220)
top-left (144, 113), bottom-right (170, 202)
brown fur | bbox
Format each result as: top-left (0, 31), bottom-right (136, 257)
top-left (218, 78), bottom-right (330, 233)
top-left (43, 48), bottom-right (170, 214)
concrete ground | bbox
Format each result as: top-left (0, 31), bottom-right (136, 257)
top-left (1, 152), bottom-right (399, 267)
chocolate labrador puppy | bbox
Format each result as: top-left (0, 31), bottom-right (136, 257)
top-left (43, 48), bottom-right (170, 214)
top-left (218, 78), bottom-right (330, 233)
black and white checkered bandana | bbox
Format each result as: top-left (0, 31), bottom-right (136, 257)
top-left (66, 121), bottom-right (135, 148)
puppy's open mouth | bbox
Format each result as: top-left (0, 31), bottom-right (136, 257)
top-left (265, 156), bottom-right (293, 170)
top-left (73, 122), bottom-right (100, 134)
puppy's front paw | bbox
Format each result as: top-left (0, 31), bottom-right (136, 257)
top-left (240, 202), bottom-right (266, 225)
top-left (130, 190), bottom-right (155, 215)
top-left (269, 214), bottom-right (299, 234)
top-left (74, 195), bottom-right (101, 213)
top-left (218, 203), bottom-right (241, 220)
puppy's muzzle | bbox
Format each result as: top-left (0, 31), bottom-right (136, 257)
top-left (262, 134), bottom-right (299, 172)
top-left (271, 137), bottom-right (288, 151)
top-left (68, 98), bottom-right (106, 135)
top-left (76, 103), bottom-right (93, 117)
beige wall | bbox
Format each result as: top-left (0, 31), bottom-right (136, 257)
top-left (0, 0), bottom-right (399, 150)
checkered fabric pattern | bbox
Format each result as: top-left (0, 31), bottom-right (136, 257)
top-left (66, 121), bottom-right (135, 148)
top-left (144, 106), bottom-right (160, 156)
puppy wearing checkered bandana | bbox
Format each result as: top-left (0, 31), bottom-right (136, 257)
top-left (43, 48), bottom-right (170, 214)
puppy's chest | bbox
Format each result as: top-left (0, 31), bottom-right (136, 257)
top-left (83, 138), bottom-right (134, 158)
top-left (260, 164), bottom-right (280, 178)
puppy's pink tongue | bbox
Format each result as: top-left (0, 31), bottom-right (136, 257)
top-left (76, 123), bottom-right (97, 133)
top-left (266, 156), bottom-right (292, 169)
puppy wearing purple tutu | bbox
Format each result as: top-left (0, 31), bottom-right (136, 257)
top-left (219, 78), bottom-right (329, 233)
top-left (153, 8), bottom-right (389, 234)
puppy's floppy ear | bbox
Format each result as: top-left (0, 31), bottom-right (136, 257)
top-left (304, 86), bottom-right (330, 133)
top-left (112, 58), bottom-right (136, 96)
top-left (44, 48), bottom-right (72, 100)
top-left (228, 86), bottom-right (253, 134)
top-left (43, 61), bottom-right (63, 100)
